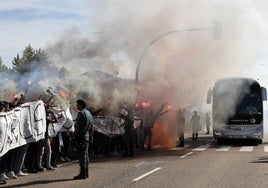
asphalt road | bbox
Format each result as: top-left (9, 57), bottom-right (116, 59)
top-left (2, 132), bottom-right (268, 188)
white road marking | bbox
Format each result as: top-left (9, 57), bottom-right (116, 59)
top-left (172, 142), bottom-right (268, 153)
top-left (169, 144), bottom-right (190, 150)
top-left (132, 167), bottom-right (162, 182)
top-left (264, 145), bottom-right (268, 152)
top-left (239, 146), bottom-right (254, 152)
top-left (216, 145), bottom-right (232, 152)
top-left (193, 143), bottom-right (211, 151)
top-left (180, 152), bottom-right (194, 159)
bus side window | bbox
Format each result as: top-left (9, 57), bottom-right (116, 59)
top-left (261, 87), bottom-right (267, 101)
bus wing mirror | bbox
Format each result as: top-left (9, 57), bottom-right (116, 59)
top-left (207, 88), bottom-right (213, 104)
top-left (261, 87), bottom-right (267, 101)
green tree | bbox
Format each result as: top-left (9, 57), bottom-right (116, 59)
top-left (12, 44), bottom-right (50, 73)
top-left (59, 66), bottom-right (69, 78)
top-left (0, 57), bottom-right (12, 73)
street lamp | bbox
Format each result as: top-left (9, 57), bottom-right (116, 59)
top-left (135, 22), bottom-right (222, 83)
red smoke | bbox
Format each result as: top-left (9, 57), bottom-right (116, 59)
top-left (152, 118), bottom-right (177, 148)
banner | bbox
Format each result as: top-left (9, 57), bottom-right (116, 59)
top-left (92, 116), bottom-right (142, 137)
top-left (0, 100), bottom-right (46, 157)
top-left (0, 104), bottom-right (143, 157)
top-left (47, 109), bottom-right (128, 137)
top-left (48, 107), bottom-right (75, 137)
top-left (92, 116), bottom-right (124, 136)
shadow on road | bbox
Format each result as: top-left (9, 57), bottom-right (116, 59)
top-left (2, 178), bottom-right (74, 188)
top-left (250, 156), bottom-right (268, 163)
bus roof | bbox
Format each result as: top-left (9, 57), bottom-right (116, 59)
top-left (214, 77), bottom-right (260, 86)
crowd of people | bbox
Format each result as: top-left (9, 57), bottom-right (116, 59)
top-left (0, 95), bottom-right (74, 185)
top-left (176, 109), bottom-right (211, 147)
top-left (0, 93), bottom-right (211, 185)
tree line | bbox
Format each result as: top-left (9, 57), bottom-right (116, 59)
top-left (0, 44), bottom-right (67, 76)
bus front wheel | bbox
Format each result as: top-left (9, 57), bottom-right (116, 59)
top-left (217, 139), bottom-right (224, 144)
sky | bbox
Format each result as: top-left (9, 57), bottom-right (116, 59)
top-left (0, 0), bottom-right (268, 108)
top-left (0, 0), bottom-right (93, 67)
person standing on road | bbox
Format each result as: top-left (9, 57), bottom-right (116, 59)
top-left (142, 104), bottom-right (168, 151)
top-left (176, 109), bottom-right (185, 147)
top-left (41, 104), bottom-right (58, 170)
top-left (0, 158), bottom-right (7, 185)
top-left (121, 109), bottom-right (135, 157)
top-left (190, 111), bottom-right (200, 141)
top-left (73, 99), bottom-right (93, 180)
top-left (205, 112), bottom-right (211, 134)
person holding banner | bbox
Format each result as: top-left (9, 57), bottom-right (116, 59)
top-left (73, 99), bottom-right (93, 180)
top-left (39, 104), bottom-right (59, 170)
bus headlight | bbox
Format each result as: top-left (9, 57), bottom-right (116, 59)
top-left (249, 118), bottom-right (256, 124)
top-left (214, 130), bottom-right (222, 136)
top-left (253, 131), bottom-right (262, 136)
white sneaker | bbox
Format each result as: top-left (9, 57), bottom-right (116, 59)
top-left (16, 171), bottom-right (28, 176)
top-left (46, 166), bottom-right (56, 170)
top-left (6, 171), bottom-right (17, 179)
top-left (59, 157), bottom-right (65, 162)
top-left (0, 173), bottom-right (9, 180)
top-left (0, 176), bottom-right (6, 185)
top-left (64, 157), bottom-right (71, 162)
top-left (0, 172), bottom-right (9, 180)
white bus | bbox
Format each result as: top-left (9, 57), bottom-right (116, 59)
top-left (207, 77), bottom-right (267, 144)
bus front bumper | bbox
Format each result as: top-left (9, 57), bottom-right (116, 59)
top-left (213, 127), bottom-right (262, 140)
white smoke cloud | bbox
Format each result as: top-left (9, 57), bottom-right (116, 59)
top-left (2, 0), bottom-right (268, 115)
top-left (53, 0), bottom-right (267, 113)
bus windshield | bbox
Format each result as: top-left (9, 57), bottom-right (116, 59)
top-left (213, 78), bottom-right (263, 125)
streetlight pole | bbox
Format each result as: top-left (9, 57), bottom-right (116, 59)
top-left (135, 22), bottom-right (222, 84)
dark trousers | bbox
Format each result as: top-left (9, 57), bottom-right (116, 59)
top-left (123, 132), bottom-right (134, 156)
top-left (76, 135), bottom-right (89, 169)
top-left (206, 125), bottom-right (210, 134)
top-left (51, 135), bottom-right (60, 165)
top-left (143, 127), bottom-right (152, 150)
top-left (192, 133), bottom-right (198, 141)
top-left (24, 142), bottom-right (40, 170)
top-left (178, 132), bottom-right (184, 146)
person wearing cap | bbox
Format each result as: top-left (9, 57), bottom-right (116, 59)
top-left (73, 99), bottom-right (93, 180)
